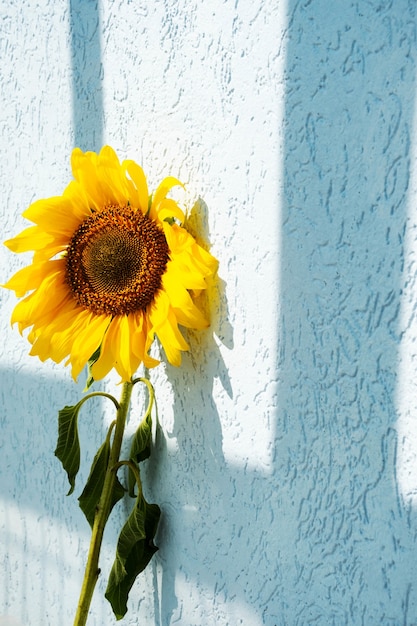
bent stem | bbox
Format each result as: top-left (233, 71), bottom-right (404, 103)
top-left (73, 380), bottom-right (133, 626)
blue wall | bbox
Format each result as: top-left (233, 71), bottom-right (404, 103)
top-left (1, 0), bottom-right (417, 624)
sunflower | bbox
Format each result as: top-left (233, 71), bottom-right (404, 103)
top-left (4, 146), bottom-right (217, 382)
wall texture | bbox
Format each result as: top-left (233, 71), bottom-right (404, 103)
top-left (1, 0), bottom-right (417, 625)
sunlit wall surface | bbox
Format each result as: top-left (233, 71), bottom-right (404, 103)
top-left (1, 0), bottom-right (417, 624)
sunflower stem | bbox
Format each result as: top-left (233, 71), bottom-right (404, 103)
top-left (73, 380), bottom-right (133, 626)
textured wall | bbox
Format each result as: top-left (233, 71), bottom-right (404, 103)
top-left (279, 1), bottom-right (417, 624)
top-left (1, 0), bottom-right (417, 625)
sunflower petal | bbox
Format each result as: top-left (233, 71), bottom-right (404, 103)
top-left (129, 313), bottom-right (160, 370)
top-left (155, 310), bottom-right (189, 367)
top-left (3, 259), bottom-right (65, 298)
top-left (10, 273), bottom-right (70, 332)
top-left (165, 257), bottom-right (211, 291)
top-left (69, 312), bottom-right (110, 380)
top-left (23, 197), bottom-right (86, 236)
top-left (71, 148), bottom-right (107, 210)
top-left (97, 146), bottom-right (133, 206)
top-left (158, 199), bottom-right (185, 224)
top-left (4, 226), bottom-right (56, 253)
top-left (123, 160), bottom-right (149, 214)
top-left (150, 177), bottom-right (184, 221)
top-left (30, 302), bottom-right (86, 363)
top-left (162, 271), bottom-right (208, 329)
top-left (149, 292), bottom-right (189, 366)
top-left (115, 315), bottom-right (139, 381)
top-left (91, 317), bottom-right (122, 381)
top-left (162, 222), bottom-right (194, 254)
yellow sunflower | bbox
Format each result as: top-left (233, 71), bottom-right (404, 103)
top-left (4, 146), bottom-right (217, 382)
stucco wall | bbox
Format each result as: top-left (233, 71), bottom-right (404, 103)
top-left (1, 0), bottom-right (417, 624)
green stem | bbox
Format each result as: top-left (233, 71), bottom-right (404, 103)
top-left (73, 380), bottom-right (133, 626)
top-left (132, 377), bottom-right (155, 421)
top-left (77, 391), bottom-right (120, 413)
top-left (113, 459), bottom-right (143, 499)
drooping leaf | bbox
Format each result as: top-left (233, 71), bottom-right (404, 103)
top-left (78, 437), bottom-right (125, 528)
top-left (105, 495), bottom-right (161, 620)
top-left (130, 412), bottom-right (153, 464)
top-left (54, 404), bottom-right (82, 495)
top-left (128, 413), bottom-right (152, 496)
top-left (127, 378), bottom-right (156, 496)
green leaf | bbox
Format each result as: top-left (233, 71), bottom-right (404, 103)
top-left (128, 413), bottom-right (153, 496)
top-left (78, 437), bottom-right (125, 528)
top-left (54, 404), bottom-right (82, 495)
top-left (84, 345), bottom-right (101, 391)
top-left (105, 495), bottom-right (161, 620)
top-left (130, 412), bottom-right (153, 464)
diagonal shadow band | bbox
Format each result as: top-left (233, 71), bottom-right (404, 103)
top-left (70, 0), bottom-right (103, 152)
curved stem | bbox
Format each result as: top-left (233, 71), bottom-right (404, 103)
top-left (113, 459), bottom-right (143, 498)
top-left (77, 391), bottom-right (120, 413)
top-left (132, 376), bottom-right (155, 423)
top-left (73, 381), bottom-right (133, 626)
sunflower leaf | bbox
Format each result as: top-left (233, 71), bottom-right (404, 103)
top-left (54, 404), bottom-right (82, 495)
top-left (130, 413), bottom-right (152, 462)
top-left (105, 494), bottom-right (160, 620)
top-left (78, 437), bottom-right (125, 528)
top-left (84, 345), bottom-right (101, 391)
top-left (128, 413), bottom-right (152, 496)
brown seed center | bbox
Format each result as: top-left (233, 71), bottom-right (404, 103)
top-left (66, 205), bottom-right (169, 316)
